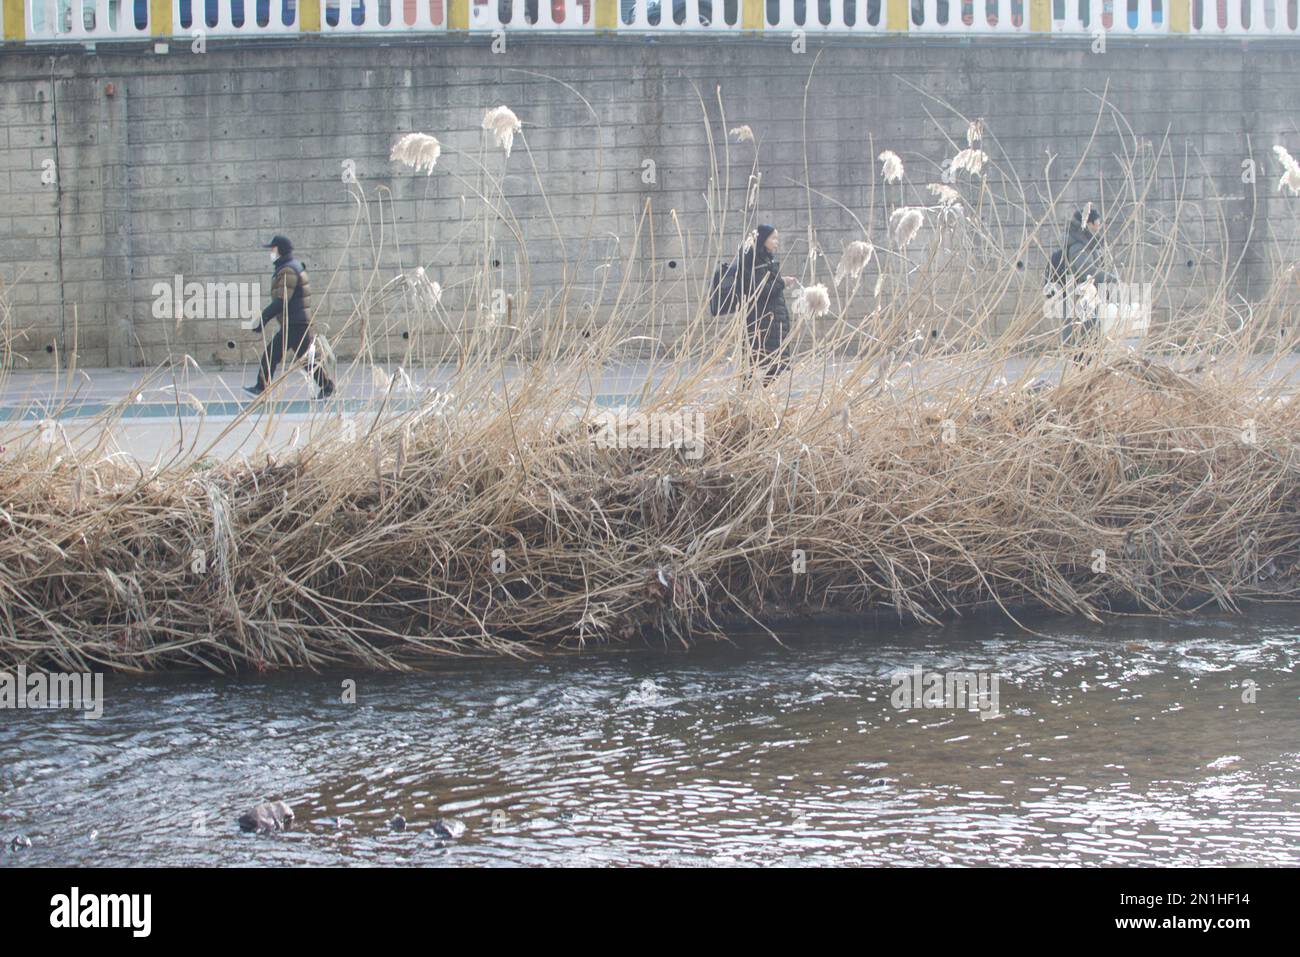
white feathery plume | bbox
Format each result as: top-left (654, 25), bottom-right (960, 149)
top-left (391, 133), bottom-right (441, 175)
top-left (730, 125), bottom-right (754, 143)
top-left (1274, 145), bottom-right (1300, 195)
top-left (482, 106), bottom-right (521, 158)
top-left (834, 240), bottom-right (875, 285)
top-left (966, 118), bottom-right (985, 146)
top-left (950, 148), bottom-right (989, 177)
top-left (928, 183), bottom-right (961, 207)
top-left (890, 207), bottom-right (925, 247)
top-left (795, 284), bottom-right (832, 320)
top-left (879, 150), bottom-right (905, 184)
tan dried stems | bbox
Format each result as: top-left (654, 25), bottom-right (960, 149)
top-left (1, 99), bottom-right (1299, 672)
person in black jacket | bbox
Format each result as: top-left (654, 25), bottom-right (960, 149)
top-left (244, 235), bottom-right (335, 399)
top-left (735, 224), bottom-right (796, 385)
top-left (1061, 209), bottom-right (1115, 361)
top-left (1065, 208), bottom-right (1112, 286)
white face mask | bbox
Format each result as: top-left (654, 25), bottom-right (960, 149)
top-left (271, 250), bottom-right (279, 262)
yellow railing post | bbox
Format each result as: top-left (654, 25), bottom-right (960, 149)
top-left (4, 0), bottom-right (27, 41)
top-left (1169, 0), bottom-right (1189, 32)
top-left (300, 0), bottom-right (321, 30)
top-left (594, 0), bottom-right (617, 30)
top-left (448, 0), bottom-right (468, 29)
top-left (741, 0), bottom-right (763, 31)
top-left (886, 0), bottom-right (908, 31)
top-left (150, 0), bottom-right (172, 36)
top-left (1029, 0), bottom-right (1051, 32)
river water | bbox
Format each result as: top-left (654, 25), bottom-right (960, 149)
top-left (2, 609), bottom-right (1297, 867)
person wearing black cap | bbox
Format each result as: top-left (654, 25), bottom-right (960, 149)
top-left (243, 235), bottom-right (335, 399)
top-left (734, 224), bottom-right (797, 384)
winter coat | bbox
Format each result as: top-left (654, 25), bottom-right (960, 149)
top-left (258, 255), bottom-right (312, 330)
top-left (736, 246), bottom-right (790, 344)
top-left (1065, 220), bottom-right (1109, 285)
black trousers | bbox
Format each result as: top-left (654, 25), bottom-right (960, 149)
top-left (745, 314), bottom-right (790, 384)
top-left (257, 322), bottom-right (332, 390)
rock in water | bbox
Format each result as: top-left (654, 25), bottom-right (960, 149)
top-left (431, 818), bottom-right (466, 840)
top-left (10, 835), bottom-right (32, 851)
top-left (237, 800), bottom-right (295, 833)
top-left (390, 814), bottom-right (407, 832)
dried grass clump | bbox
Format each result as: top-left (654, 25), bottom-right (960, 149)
top-left (3, 353), bottom-right (1299, 673)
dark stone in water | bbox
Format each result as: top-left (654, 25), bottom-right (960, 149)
top-left (430, 818), bottom-right (466, 840)
top-left (869, 778), bottom-right (890, 787)
top-left (10, 835), bottom-right (31, 851)
top-left (390, 815), bottom-right (406, 832)
top-left (238, 801), bottom-right (294, 833)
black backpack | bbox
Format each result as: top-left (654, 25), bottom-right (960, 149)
top-left (709, 257), bottom-right (740, 317)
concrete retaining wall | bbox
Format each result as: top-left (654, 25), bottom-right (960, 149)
top-left (1, 35), bottom-right (1297, 369)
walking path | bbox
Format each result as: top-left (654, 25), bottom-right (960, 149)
top-left (2, 352), bottom-right (1295, 464)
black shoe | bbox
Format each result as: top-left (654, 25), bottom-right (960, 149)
top-left (243, 384), bottom-right (264, 397)
top-left (316, 381), bottom-right (335, 400)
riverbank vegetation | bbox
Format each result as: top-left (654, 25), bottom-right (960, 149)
top-left (2, 94), bottom-right (1299, 671)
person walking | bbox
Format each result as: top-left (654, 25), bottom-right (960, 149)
top-left (244, 235), bottom-right (335, 399)
top-left (1061, 208), bottom-right (1114, 363)
top-left (1065, 208), bottom-right (1112, 287)
top-left (735, 224), bottom-right (797, 385)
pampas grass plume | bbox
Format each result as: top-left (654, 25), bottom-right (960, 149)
top-left (879, 150), bottom-right (904, 184)
top-left (795, 283), bottom-right (832, 320)
top-left (835, 240), bottom-right (875, 285)
top-left (1274, 145), bottom-right (1300, 195)
top-left (391, 133), bottom-right (442, 175)
top-left (483, 106), bottom-right (522, 158)
top-left (950, 148), bottom-right (989, 177)
top-left (890, 207), bottom-right (925, 247)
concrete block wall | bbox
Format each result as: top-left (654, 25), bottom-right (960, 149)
top-left (0, 35), bottom-right (1297, 370)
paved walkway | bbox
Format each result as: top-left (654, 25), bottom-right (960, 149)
top-left (2, 352), bottom-right (1295, 464)
top-left (0, 359), bottom-right (731, 463)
